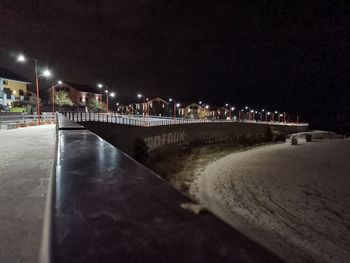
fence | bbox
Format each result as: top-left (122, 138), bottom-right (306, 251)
top-left (61, 112), bottom-right (308, 127)
top-left (0, 113), bottom-right (56, 125)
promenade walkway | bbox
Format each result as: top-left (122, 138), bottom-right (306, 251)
top-left (0, 125), bottom-right (55, 263)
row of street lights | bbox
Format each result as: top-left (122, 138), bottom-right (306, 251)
top-left (130, 96), bottom-right (291, 123)
top-left (97, 83), bottom-right (115, 113)
top-left (16, 53), bottom-right (293, 124)
top-left (16, 53), bottom-right (117, 125)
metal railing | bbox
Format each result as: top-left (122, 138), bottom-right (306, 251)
top-left (61, 112), bottom-right (308, 127)
top-left (0, 113), bottom-right (56, 125)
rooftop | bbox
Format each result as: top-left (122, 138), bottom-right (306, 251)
top-left (0, 67), bottom-right (31, 83)
top-left (60, 81), bottom-right (100, 94)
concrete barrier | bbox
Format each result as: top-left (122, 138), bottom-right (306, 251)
top-left (81, 121), bottom-right (308, 156)
top-left (41, 114), bottom-right (283, 263)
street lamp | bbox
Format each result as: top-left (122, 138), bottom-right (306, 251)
top-left (229, 106), bottom-right (235, 120)
top-left (175, 103), bottom-right (181, 119)
top-left (266, 111), bottom-right (271, 122)
top-left (137, 93), bottom-right (148, 116)
top-left (97, 83), bottom-right (105, 112)
top-left (51, 80), bottom-right (62, 114)
top-left (249, 109), bottom-right (254, 120)
top-left (105, 89), bottom-right (109, 113)
top-left (17, 54), bottom-right (51, 125)
top-left (97, 83), bottom-right (111, 113)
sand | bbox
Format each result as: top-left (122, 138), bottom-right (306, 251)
top-left (195, 138), bottom-right (350, 263)
top-left (147, 133), bottom-right (350, 263)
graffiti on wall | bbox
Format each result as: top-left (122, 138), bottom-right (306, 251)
top-left (144, 131), bottom-right (187, 151)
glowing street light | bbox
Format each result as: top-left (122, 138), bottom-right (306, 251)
top-left (137, 93), bottom-right (148, 116)
top-left (228, 106), bottom-right (235, 120)
top-left (105, 89), bottom-right (109, 113)
top-left (17, 54), bottom-right (51, 125)
top-left (266, 111), bottom-right (271, 122)
top-left (42, 69), bottom-right (51, 77)
top-left (51, 80), bottom-right (63, 113)
top-left (168, 98), bottom-right (173, 102)
top-left (17, 54), bottom-right (26, 62)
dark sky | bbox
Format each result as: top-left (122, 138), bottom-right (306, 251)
top-left (1, 0), bottom-right (349, 130)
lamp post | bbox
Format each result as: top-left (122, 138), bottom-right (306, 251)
top-left (239, 109), bottom-right (243, 121)
top-left (230, 107), bottom-right (235, 120)
top-left (137, 93), bottom-right (146, 116)
top-left (17, 54), bottom-right (51, 125)
top-left (279, 113), bottom-right (283, 122)
top-left (109, 92), bottom-right (115, 113)
top-left (261, 109), bottom-right (265, 121)
top-left (105, 89), bottom-right (109, 113)
top-left (97, 83), bottom-right (104, 112)
top-left (176, 103), bottom-right (181, 119)
top-left (51, 80), bottom-right (62, 114)
top-left (266, 112), bottom-right (271, 122)
top-left (250, 109), bottom-right (254, 121)
top-left (168, 98), bottom-right (175, 120)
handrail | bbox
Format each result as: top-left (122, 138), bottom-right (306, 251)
top-left (60, 111), bottom-right (308, 127)
top-left (38, 115), bottom-right (59, 263)
top-left (0, 113), bottom-right (56, 125)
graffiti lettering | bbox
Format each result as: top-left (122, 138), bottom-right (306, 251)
top-left (144, 131), bottom-right (187, 151)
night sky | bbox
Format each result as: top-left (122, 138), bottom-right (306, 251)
top-left (1, 1), bottom-right (349, 132)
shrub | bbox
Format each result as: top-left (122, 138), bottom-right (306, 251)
top-left (10, 107), bottom-right (26, 113)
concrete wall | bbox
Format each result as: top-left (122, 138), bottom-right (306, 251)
top-left (81, 122), bottom-right (309, 157)
top-left (271, 124), bottom-right (309, 134)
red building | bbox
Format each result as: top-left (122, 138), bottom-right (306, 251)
top-left (49, 81), bottom-right (102, 107)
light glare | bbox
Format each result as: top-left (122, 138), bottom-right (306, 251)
top-left (43, 69), bottom-right (51, 77)
top-left (17, 54), bottom-right (26, 62)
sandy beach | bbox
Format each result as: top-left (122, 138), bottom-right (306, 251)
top-left (147, 135), bottom-right (350, 263)
top-left (194, 138), bottom-right (350, 263)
